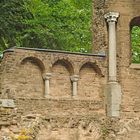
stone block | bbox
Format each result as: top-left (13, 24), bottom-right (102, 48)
top-left (0, 99), bottom-right (15, 108)
top-left (105, 82), bottom-right (122, 117)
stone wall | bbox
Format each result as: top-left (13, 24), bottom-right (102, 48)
top-left (0, 46), bottom-right (139, 140)
top-left (0, 48), bottom-right (105, 99)
top-left (106, 1), bottom-right (140, 117)
top-left (92, 0), bottom-right (107, 54)
top-left (92, 0), bottom-right (140, 139)
top-left (0, 48), bottom-right (107, 139)
top-left (102, 0), bottom-right (140, 119)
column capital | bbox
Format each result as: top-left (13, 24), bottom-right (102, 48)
top-left (43, 73), bottom-right (52, 80)
top-left (104, 12), bottom-right (119, 23)
top-left (70, 75), bottom-right (79, 82)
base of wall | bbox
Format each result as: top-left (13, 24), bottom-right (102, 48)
top-left (105, 82), bottom-right (122, 117)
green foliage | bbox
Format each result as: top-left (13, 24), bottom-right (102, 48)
top-left (131, 26), bottom-right (140, 63)
top-left (0, 0), bottom-right (92, 54)
top-left (0, 0), bottom-right (30, 52)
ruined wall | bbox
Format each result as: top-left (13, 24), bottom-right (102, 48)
top-left (106, 1), bottom-right (140, 117)
top-left (0, 48), bottom-right (107, 139)
top-left (102, 0), bottom-right (140, 118)
top-left (0, 48), bottom-right (105, 99)
top-left (92, 0), bottom-right (107, 54)
top-left (93, 0), bottom-right (140, 139)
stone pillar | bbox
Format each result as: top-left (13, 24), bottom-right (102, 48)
top-left (43, 73), bottom-right (52, 97)
top-left (104, 12), bottom-right (122, 117)
top-left (70, 75), bottom-right (79, 97)
top-left (104, 12), bottom-right (119, 82)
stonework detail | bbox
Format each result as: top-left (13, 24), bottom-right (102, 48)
top-left (0, 48), bottom-right (105, 99)
top-left (70, 75), bottom-right (79, 96)
top-left (104, 12), bottom-right (119, 22)
top-left (0, 48), bottom-right (106, 139)
top-left (0, 99), bottom-right (15, 108)
top-left (43, 73), bottom-right (52, 97)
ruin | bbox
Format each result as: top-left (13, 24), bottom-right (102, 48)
top-left (0, 0), bottom-right (140, 139)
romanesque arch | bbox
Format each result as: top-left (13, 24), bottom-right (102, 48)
top-left (130, 16), bottom-right (140, 63)
top-left (15, 56), bottom-right (45, 98)
top-left (50, 59), bottom-right (74, 98)
top-left (78, 62), bottom-right (102, 100)
top-left (51, 58), bottom-right (74, 75)
top-left (79, 61), bottom-right (103, 76)
top-left (130, 16), bottom-right (140, 29)
top-left (21, 56), bottom-right (45, 72)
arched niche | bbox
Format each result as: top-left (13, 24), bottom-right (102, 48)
top-left (130, 16), bottom-right (140, 63)
top-left (21, 56), bottom-right (45, 72)
top-left (78, 62), bottom-right (102, 100)
top-left (15, 57), bottom-right (45, 98)
top-left (50, 59), bottom-right (74, 98)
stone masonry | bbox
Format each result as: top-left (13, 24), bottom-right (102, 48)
top-left (0, 0), bottom-right (140, 140)
top-left (0, 48), bottom-right (107, 140)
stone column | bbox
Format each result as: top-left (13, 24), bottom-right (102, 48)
top-left (104, 12), bottom-right (119, 82)
top-left (70, 75), bottom-right (79, 97)
top-left (43, 73), bottom-right (52, 97)
top-left (104, 12), bottom-right (122, 117)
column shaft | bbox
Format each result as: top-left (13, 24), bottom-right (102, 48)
top-left (45, 79), bottom-right (50, 97)
top-left (104, 12), bottom-right (122, 117)
top-left (43, 73), bottom-right (52, 98)
top-left (108, 22), bottom-right (117, 81)
top-left (72, 81), bottom-right (77, 96)
top-left (70, 75), bottom-right (79, 97)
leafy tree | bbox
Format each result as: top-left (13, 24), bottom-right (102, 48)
top-left (0, 0), bottom-right (92, 55)
top-left (131, 26), bottom-right (140, 63)
top-left (0, 0), bottom-right (31, 54)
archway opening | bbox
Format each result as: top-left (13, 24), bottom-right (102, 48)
top-left (130, 16), bottom-right (140, 63)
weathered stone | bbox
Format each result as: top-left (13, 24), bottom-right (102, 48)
top-left (0, 99), bottom-right (15, 108)
top-left (0, 121), bottom-right (10, 126)
top-left (105, 82), bottom-right (122, 117)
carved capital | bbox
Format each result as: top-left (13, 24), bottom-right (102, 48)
top-left (70, 75), bottom-right (79, 82)
top-left (43, 73), bottom-right (52, 80)
top-left (104, 12), bottom-right (119, 23)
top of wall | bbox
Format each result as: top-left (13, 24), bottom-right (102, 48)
top-left (3, 47), bottom-right (106, 57)
top-left (0, 46), bottom-right (106, 100)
